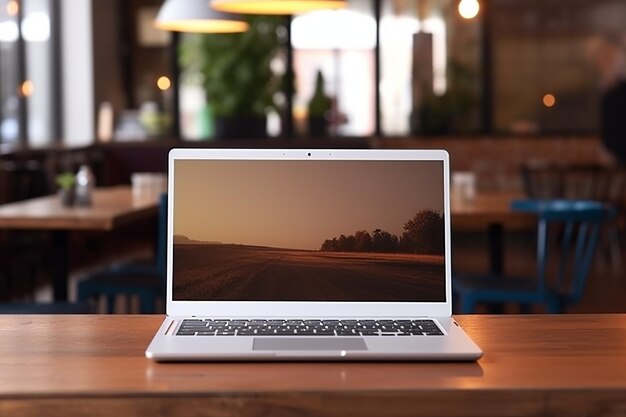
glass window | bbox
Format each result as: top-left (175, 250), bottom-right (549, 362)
top-left (24, 0), bottom-right (53, 147)
top-left (173, 0), bottom-right (626, 139)
top-left (291, 0), bottom-right (376, 137)
top-left (379, 0), bottom-right (481, 136)
top-left (490, 0), bottom-right (626, 135)
top-left (0, 0), bottom-right (21, 144)
top-left (0, 0), bottom-right (56, 146)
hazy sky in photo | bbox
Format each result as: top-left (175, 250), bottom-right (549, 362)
top-left (174, 160), bottom-right (444, 250)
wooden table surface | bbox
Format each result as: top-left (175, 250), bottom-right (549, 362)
top-left (0, 187), bottom-right (527, 232)
top-left (0, 314), bottom-right (625, 417)
top-left (451, 191), bottom-right (534, 231)
top-left (0, 186), bottom-right (158, 231)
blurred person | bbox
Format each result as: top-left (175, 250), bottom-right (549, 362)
top-left (592, 34), bottom-right (626, 165)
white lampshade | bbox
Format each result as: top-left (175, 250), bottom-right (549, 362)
top-left (155, 0), bottom-right (249, 33)
top-left (211, 0), bottom-right (347, 15)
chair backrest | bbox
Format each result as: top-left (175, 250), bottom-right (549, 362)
top-left (522, 163), bottom-right (626, 205)
top-left (511, 200), bottom-right (611, 305)
top-left (156, 193), bottom-right (168, 288)
top-left (0, 160), bottom-right (49, 203)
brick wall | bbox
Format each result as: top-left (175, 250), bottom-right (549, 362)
top-left (0, 136), bottom-right (608, 199)
top-left (372, 136), bottom-right (607, 191)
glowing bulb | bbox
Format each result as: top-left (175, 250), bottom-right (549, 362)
top-left (212, 0), bottom-right (347, 15)
top-left (458, 0), bottom-right (479, 19)
top-left (20, 80), bottom-right (34, 97)
top-left (7, 0), bottom-right (19, 17)
top-left (157, 76), bottom-right (171, 91)
top-left (543, 94), bottom-right (556, 108)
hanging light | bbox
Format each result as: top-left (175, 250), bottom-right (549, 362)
top-left (155, 0), bottom-right (249, 33)
top-left (211, 0), bottom-right (347, 15)
top-left (458, 0), bottom-right (480, 20)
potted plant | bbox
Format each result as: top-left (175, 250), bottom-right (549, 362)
top-left (307, 70), bottom-right (332, 137)
top-left (412, 60), bottom-right (477, 135)
top-left (179, 16), bottom-right (286, 139)
top-left (55, 172), bottom-right (76, 207)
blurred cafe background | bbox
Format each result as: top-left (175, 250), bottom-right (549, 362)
top-left (0, 0), bottom-right (625, 314)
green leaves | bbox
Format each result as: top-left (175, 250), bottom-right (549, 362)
top-left (55, 172), bottom-right (76, 190)
top-left (179, 16), bottom-right (286, 118)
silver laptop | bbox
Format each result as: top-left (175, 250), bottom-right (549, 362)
top-left (146, 148), bottom-right (482, 361)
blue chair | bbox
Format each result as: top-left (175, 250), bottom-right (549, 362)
top-left (77, 194), bottom-right (167, 314)
top-left (454, 200), bottom-right (611, 314)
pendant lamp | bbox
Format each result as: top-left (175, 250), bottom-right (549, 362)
top-left (155, 0), bottom-right (249, 33)
top-left (211, 0), bottom-right (347, 15)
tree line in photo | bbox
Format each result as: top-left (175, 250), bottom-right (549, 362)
top-left (320, 210), bottom-right (444, 255)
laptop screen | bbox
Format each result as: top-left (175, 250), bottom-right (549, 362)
top-left (172, 159), bottom-right (445, 303)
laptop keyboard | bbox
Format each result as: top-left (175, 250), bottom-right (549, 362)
top-left (176, 319), bottom-right (444, 336)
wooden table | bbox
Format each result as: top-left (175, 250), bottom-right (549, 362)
top-left (451, 191), bottom-right (532, 231)
top-left (0, 314), bottom-right (624, 417)
top-left (451, 191), bottom-right (534, 275)
top-left (0, 186), bottom-right (159, 301)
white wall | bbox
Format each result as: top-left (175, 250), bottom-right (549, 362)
top-left (61, 0), bottom-right (94, 146)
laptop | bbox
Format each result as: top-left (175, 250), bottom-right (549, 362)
top-left (146, 148), bottom-right (482, 361)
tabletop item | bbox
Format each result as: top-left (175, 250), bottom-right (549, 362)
top-left (131, 172), bottom-right (167, 198)
top-left (74, 165), bottom-right (95, 206)
top-left (146, 148), bottom-right (482, 361)
top-left (451, 171), bottom-right (476, 202)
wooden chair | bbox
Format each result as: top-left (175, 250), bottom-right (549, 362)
top-left (521, 163), bottom-right (626, 201)
top-left (521, 163), bottom-right (625, 269)
top-left (0, 160), bottom-right (51, 301)
top-left (454, 200), bottom-right (611, 314)
top-left (77, 194), bottom-right (167, 314)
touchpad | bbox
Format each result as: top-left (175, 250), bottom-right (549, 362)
top-left (253, 338), bottom-right (368, 351)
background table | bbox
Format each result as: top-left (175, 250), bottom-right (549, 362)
top-left (0, 186), bottom-right (159, 301)
top-left (452, 191), bottom-right (534, 275)
top-left (0, 314), bottom-right (624, 417)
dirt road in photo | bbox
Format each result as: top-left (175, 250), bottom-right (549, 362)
top-left (173, 244), bottom-right (445, 302)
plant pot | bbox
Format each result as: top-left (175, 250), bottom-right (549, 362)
top-left (308, 116), bottom-right (329, 138)
top-left (214, 116), bottom-right (267, 139)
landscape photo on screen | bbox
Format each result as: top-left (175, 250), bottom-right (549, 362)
top-left (173, 159), bottom-right (446, 302)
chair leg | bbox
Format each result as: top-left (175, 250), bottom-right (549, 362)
top-left (609, 228), bottom-right (622, 272)
top-left (546, 299), bottom-right (564, 314)
top-left (125, 295), bottom-right (134, 313)
top-left (139, 293), bottom-right (156, 314)
top-left (106, 295), bottom-right (116, 314)
top-left (77, 288), bottom-right (97, 312)
top-left (485, 303), bottom-right (505, 314)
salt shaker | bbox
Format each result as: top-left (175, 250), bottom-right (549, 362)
top-left (75, 165), bottom-right (95, 206)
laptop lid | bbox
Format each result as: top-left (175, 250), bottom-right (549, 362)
top-left (166, 149), bottom-right (452, 318)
